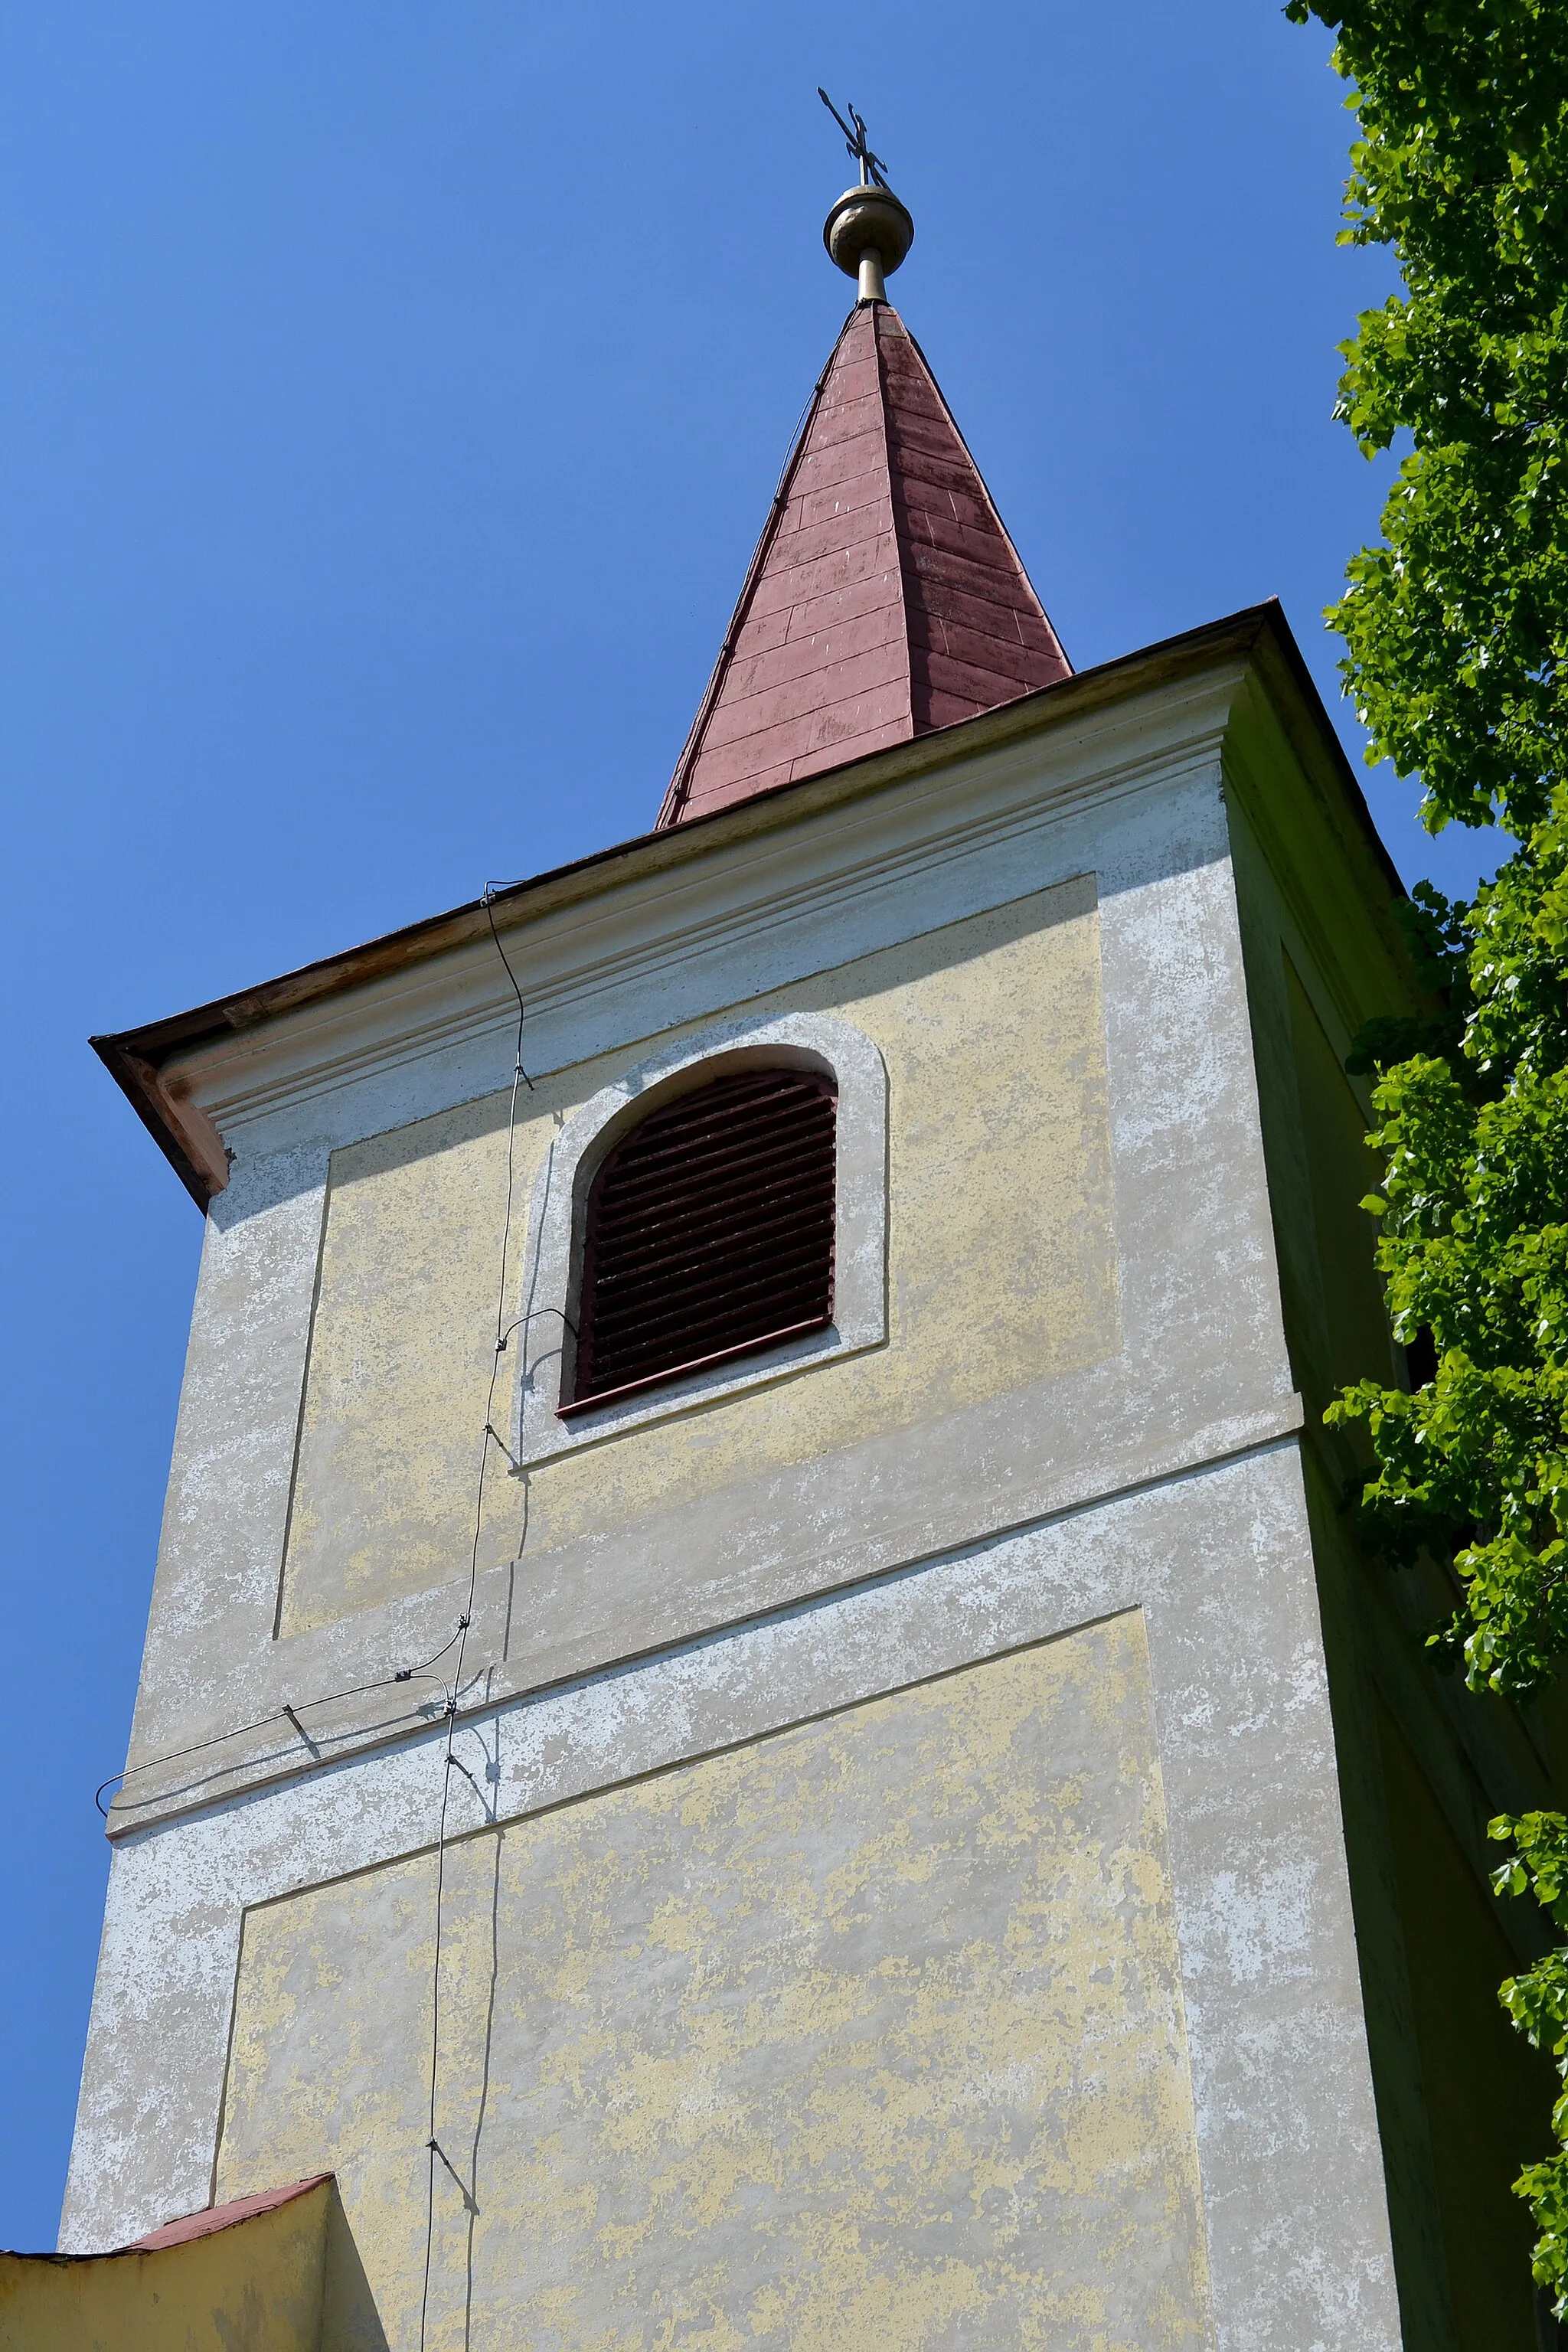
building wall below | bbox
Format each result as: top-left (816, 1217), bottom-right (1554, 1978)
top-left (0, 2177), bottom-right (385, 2352)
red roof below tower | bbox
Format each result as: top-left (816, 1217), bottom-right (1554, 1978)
top-left (658, 300), bottom-right (1070, 828)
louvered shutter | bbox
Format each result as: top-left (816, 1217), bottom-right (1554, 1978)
top-left (564, 1067), bottom-right (837, 1413)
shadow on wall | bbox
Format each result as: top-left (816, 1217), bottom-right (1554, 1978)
top-left (0, 2174), bottom-right (386, 2351)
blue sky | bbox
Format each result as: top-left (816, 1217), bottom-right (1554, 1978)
top-left (0, 0), bottom-right (1508, 2249)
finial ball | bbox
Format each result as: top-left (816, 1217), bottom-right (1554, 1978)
top-left (824, 185), bottom-right (914, 281)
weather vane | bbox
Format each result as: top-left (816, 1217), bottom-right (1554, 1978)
top-left (818, 88), bottom-right (890, 191)
top-left (817, 87), bottom-right (913, 302)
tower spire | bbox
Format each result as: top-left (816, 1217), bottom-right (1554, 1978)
top-left (656, 109), bottom-right (1070, 829)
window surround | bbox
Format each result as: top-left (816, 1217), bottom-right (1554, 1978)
top-left (509, 1013), bottom-right (888, 1469)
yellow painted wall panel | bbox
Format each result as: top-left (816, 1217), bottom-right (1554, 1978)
top-left (217, 1615), bottom-right (1208, 2351)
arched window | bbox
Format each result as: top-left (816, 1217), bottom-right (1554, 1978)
top-left (563, 1066), bottom-right (837, 1414)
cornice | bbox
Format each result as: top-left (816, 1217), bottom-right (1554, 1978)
top-left (154, 658), bottom-right (1244, 1161)
top-left (93, 605), bottom-right (1319, 1199)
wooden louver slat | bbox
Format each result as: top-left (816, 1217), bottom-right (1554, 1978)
top-left (563, 1067), bottom-right (837, 1413)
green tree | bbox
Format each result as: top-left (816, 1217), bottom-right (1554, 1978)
top-left (1285, 0), bottom-right (1568, 2313)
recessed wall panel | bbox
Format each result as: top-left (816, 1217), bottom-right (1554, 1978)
top-left (217, 1613), bottom-right (1208, 2350)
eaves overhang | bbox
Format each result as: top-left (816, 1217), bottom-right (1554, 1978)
top-left (92, 598), bottom-right (1398, 1210)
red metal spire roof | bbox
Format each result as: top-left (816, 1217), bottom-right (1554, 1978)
top-left (657, 300), bottom-right (1070, 828)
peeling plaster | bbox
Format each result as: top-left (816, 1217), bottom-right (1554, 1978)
top-left (68, 1449), bottom-right (1399, 2351)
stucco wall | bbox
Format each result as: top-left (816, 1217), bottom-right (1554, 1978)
top-left (217, 1615), bottom-right (1209, 2351)
top-left (69, 657), bottom-right (1413, 2350)
top-left (102, 682), bottom-right (1290, 1816)
top-left (279, 876), bottom-right (1118, 1635)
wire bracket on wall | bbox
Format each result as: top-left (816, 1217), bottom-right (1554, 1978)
top-left (483, 1421), bottom-right (523, 1472)
top-left (416, 884), bottom-right (537, 2352)
top-left (93, 1608), bottom-right (475, 1818)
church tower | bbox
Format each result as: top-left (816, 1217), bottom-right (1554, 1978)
top-left (59, 126), bottom-right (1563, 2352)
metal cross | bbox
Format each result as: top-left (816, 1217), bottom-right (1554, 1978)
top-left (818, 88), bottom-right (890, 190)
